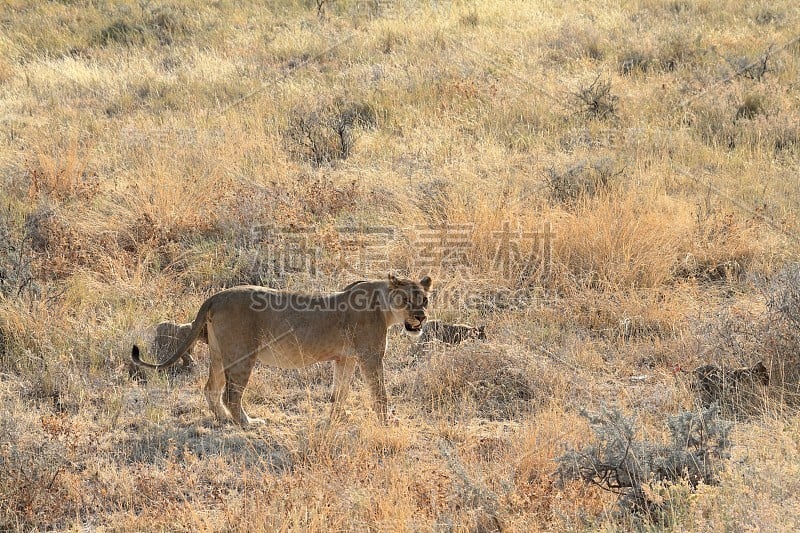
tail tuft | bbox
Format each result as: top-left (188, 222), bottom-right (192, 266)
top-left (131, 345), bottom-right (142, 364)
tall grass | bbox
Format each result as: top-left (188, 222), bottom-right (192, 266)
top-left (0, 0), bottom-right (799, 529)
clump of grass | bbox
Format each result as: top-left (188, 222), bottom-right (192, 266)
top-left (762, 266), bottom-right (800, 390)
top-left (119, 167), bottom-right (226, 253)
top-left (0, 207), bottom-right (35, 299)
top-left (416, 179), bottom-right (452, 224)
top-left (545, 158), bottom-right (621, 204)
top-left (753, 6), bottom-right (784, 25)
top-left (730, 53), bottom-right (771, 81)
top-left (552, 194), bottom-right (688, 291)
top-left (95, 20), bottom-right (145, 47)
top-left (147, 5), bottom-right (193, 45)
top-left (735, 93), bottom-right (768, 121)
top-left (0, 415), bottom-right (83, 530)
top-left (25, 138), bottom-right (98, 204)
top-left (688, 99), bottom-right (738, 149)
top-left (401, 344), bottom-right (557, 420)
top-left (654, 29), bottom-right (701, 71)
top-left (459, 9), bottom-right (480, 27)
top-left (693, 265), bottom-right (800, 411)
top-left (560, 289), bottom-right (688, 341)
top-left (549, 21), bottom-right (607, 61)
top-left (675, 210), bottom-right (757, 283)
top-left (94, 6), bottom-right (193, 48)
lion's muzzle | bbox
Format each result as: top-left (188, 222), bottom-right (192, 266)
top-left (404, 314), bottom-right (427, 333)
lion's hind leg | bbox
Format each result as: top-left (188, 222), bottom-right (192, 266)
top-left (204, 351), bottom-right (229, 423)
top-left (223, 356), bottom-right (264, 427)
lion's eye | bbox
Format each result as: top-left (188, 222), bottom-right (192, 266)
top-left (422, 297), bottom-right (429, 307)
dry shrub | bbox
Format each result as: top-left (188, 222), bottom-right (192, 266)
top-left (556, 405), bottom-right (731, 523)
top-left (285, 97), bottom-right (379, 166)
top-left (552, 195), bottom-right (689, 291)
top-left (400, 344), bottom-right (557, 420)
top-left (571, 76), bottom-right (618, 121)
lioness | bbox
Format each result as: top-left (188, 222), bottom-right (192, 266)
top-left (131, 274), bottom-right (432, 426)
top-left (693, 361), bottom-right (770, 407)
top-left (418, 320), bottom-right (486, 345)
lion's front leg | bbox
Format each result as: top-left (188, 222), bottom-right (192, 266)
top-left (359, 356), bottom-right (388, 425)
top-left (329, 357), bottom-right (357, 421)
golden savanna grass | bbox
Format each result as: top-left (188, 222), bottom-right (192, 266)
top-left (1, 0), bottom-right (799, 529)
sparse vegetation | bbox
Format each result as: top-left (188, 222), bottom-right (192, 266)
top-left (556, 405), bottom-right (732, 522)
top-left (1, 0), bottom-right (799, 529)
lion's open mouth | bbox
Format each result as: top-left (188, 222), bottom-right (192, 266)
top-left (404, 323), bottom-right (421, 332)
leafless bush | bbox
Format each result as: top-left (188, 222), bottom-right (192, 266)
top-left (556, 405), bottom-right (731, 522)
top-left (286, 99), bottom-right (378, 166)
top-left (571, 76), bottom-right (618, 121)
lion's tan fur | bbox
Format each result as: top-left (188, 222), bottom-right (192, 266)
top-left (131, 274), bottom-right (431, 426)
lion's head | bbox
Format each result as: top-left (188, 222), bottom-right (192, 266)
top-left (387, 274), bottom-right (432, 335)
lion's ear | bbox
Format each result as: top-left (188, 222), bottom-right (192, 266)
top-left (388, 273), bottom-right (400, 287)
top-left (419, 276), bottom-right (432, 291)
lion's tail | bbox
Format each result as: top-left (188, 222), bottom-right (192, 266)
top-left (131, 297), bottom-right (213, 369)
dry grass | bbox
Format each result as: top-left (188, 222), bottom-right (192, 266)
top-left (1, 0), bottom-right (800, 529)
